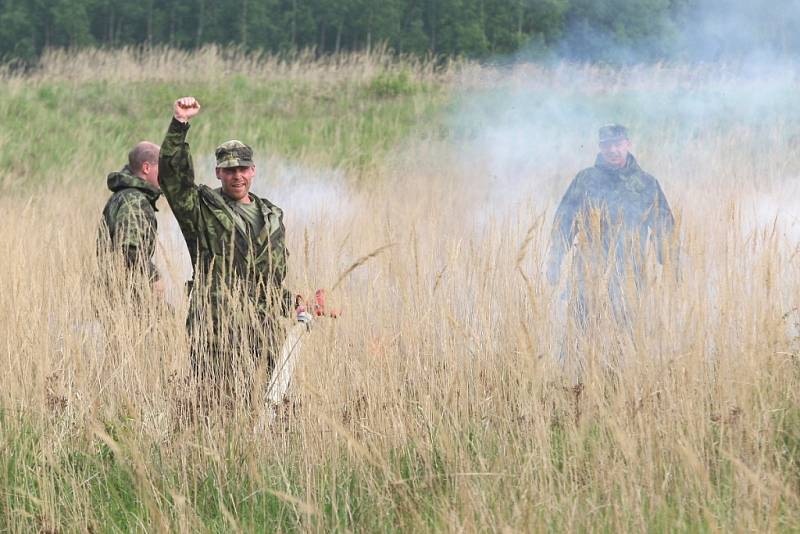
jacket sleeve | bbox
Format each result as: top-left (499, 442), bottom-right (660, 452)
top-left (271, 210), bottom-right (295, 317)
top-left (114, 194), bottom-right (159, 282)
top-left (546, 174), bottom-right (585, 285)
top-left (649, 180), bottom-right (675, 264)
top-left (159, 118), bottom-right (201, 256)
top-left (276, 252), bottom-right (294, 317)
top-left (265, 245), bottom-right (294, 317)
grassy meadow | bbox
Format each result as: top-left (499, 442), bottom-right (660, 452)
top-left (1, 47), bottom-right (800, 532)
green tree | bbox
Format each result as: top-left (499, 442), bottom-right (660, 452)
top-left (0, 1), bottom-right (37, 61)
top-left (426, 0), bottom-right (488, 56)
top-left (561, 0), bottom-right (676, 61)
top-left (50, 0), bottom-right (95, 47)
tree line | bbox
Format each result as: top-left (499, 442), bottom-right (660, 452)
top-left (0, 0), bottom-right (797, 64)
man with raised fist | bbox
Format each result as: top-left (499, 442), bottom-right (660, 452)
top-left (159, 96), bottom-right (297, 407)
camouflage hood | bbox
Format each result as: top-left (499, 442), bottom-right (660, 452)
top-left (106, 166), bottom-right (161, 205)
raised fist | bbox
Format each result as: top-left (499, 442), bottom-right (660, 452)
top-left (173, 97), bottom-right (200, 123)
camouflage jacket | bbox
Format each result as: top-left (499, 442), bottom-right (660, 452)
top-left (159, 118), bottom-right (292, 320)
top-left (97, 167), bottom-right (161, 282)
top-left (547, 154), bottom-right (674, 284)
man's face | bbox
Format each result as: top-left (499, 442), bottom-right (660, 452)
top-left (216, 165), bottom-right (255, 201)
top-left (599, 138), bottom-right (631, 168)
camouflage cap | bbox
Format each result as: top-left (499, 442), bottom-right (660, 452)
top-left (598, 124), bottom-right (629, 144)
top-left (215, 140), bottom-right (255, 168)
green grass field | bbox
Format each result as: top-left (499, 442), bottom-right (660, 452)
top-left (1, 48), bottom-right (800, 532)
top-left (0, 50), bottom-right (446, 190)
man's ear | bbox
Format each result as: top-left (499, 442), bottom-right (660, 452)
top-left (215, 167), bottom-right (222, 181)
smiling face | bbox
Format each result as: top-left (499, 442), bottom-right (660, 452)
top-left (216, 164), bottom-right (255, 202)
top-left (214, 139), bottom-right (256, 202)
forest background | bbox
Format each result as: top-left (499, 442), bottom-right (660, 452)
top-left (1, 0), bottom-right (798, 65)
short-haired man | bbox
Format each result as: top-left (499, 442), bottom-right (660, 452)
top-left (547, 125), bottom-right (675, 323)
top-left (97, 141), bottom-right (162, 287)
top-left (159, 96), bottom-right (298, 406)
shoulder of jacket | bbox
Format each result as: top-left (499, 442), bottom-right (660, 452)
top-left (196, 184), bottom-right (214, 196)
top-left (114, 187), bottom-right (151, 206)
top-left (106, 189), bottom-right (155, 226)
top-left (573, 167), bottom-right (598, 185)
top-left (256, 195), bottom-right (283, 216)
top-left (196, 184), bottom-right (225, 205)
top-left (638, 170), bottom-right (660, 188)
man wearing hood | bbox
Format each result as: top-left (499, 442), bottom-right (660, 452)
top-left (546, 125), bottom-right (675, 324)
top-left (97, 142), bottom-right (162, 289)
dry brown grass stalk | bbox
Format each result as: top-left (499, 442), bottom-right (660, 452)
top-left (14, 45), bottom-right (463, 85)
top-left (330, 242), bottom-right (395, 292)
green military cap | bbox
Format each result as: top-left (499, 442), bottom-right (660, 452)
top-left (215, 140), bottom-right (255, 168)
top-left (598, 124), bottom-right (629, 144)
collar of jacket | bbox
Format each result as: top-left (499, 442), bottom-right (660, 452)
top-left (106, 165), bottom-right (161, 206)
top-left (200, 186), bottom-right (278, 262)
top-left (216, 188), bottom-right (280, 244)
top-left (594, 153), bottom-right (642, 177)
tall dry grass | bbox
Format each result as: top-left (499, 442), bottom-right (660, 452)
top-left (21, 45), bottom-right (460, 85)
top-left (1, 50), bottom-right (800, 531)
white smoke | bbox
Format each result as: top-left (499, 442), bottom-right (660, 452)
top-left (444, 61), bottom-right (800, 237)
top-left (154, 154), bottom-right (352, 308)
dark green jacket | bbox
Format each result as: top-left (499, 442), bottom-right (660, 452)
top-left (159, 118), bottom-right (292, 323)
top-left (547, 154), bottom-right (674, 285)
top-left (97, 167), bottom-right (161, 282)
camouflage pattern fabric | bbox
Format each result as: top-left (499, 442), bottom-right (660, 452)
top-left (215, 140), bottom-right (254, 168)
top-left (598, 124), bottom-right (629, 143)
top-left (547, 153), bottom-right (675, 329)
top-left (159, 118), bottom-right (292, 397)
top-left (548, 153), bottom-right (674, 283)
top-left (97, 166), bottom-right (161, 282)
